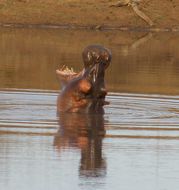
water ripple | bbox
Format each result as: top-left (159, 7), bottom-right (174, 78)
top-left (0, 89), bottom-right (179, 139)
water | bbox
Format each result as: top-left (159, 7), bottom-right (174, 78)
top-left (0, 28), bottom-right (179, 190)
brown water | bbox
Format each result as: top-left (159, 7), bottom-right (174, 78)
top-left (1, 28), bottom-right (179, 190)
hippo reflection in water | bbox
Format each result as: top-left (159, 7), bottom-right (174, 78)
top-left (56, 45), bottom-right (112, 114)
top-left (54, 113), bottom-right (106, 177)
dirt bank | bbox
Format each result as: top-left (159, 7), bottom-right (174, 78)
top-left (0, 0), bottom-right (179, 30)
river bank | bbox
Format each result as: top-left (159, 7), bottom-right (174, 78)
top-left (0, 0), bottom-right (179, 31)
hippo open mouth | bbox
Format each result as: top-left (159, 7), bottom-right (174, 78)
top-left (56, 45), bottom-right (112, 113)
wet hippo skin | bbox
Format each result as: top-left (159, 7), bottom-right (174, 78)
top-left (56, 45), bottom-right (112, 113)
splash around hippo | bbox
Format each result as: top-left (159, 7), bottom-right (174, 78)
top-left (56, 45), bottom-right (112, 113)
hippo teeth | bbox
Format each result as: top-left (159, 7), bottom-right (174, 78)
top-left (59, 65), bottom-right (76, 75)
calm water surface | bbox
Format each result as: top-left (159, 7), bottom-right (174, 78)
top-left (0, 28), bottom-right (179, 190)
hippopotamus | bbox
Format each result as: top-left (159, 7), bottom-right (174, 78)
top-left (56, 45), bottom-right (112, 113)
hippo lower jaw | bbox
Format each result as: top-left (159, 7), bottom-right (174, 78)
top-left (56, 66), bottom-right (84, 87)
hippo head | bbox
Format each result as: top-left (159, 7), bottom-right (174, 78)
top-left (82, 45), bottom-right (112, 99)
top-left (57, 45), bottom-right (111, 113)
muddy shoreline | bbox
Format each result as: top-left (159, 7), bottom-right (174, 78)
top-left (0, 0), bottom-right (179, 32)
top-left (1, 22), bottom-right (179, 32)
